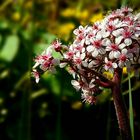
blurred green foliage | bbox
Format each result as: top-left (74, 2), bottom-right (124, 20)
top-left (0, 0), bottom-right (140, 140)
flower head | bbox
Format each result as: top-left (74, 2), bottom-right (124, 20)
top-left (32, 7), bottom-right (140, 104)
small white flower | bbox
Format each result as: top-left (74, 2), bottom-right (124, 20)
top-left (87, 39), bottom-right (106, 57)
top-left (104, 57), bottom-right (117, 73)
top-left (71, 80), bottom-right (81, 91)
top-left (32, 70), bottom-right (40, 83)
top-left (117, 49), bottom-right (133, 68)
top-left (73, 25), bottom-right (85, 35)
top-left (106, 38), bottom-right (126, 59)
top-left (82, 61), bottom-right (88, 67)
top-left (52, 59), bottom-right (60, 66)
top-left (59, 63), bottom-right (67, 68)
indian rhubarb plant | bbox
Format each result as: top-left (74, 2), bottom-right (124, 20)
top-left (32, 7), bottom-right (140, 140)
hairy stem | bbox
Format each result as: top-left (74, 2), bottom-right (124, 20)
top-left (112, 69), bottom-right (132, 140)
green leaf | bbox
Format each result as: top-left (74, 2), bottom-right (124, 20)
top-left (33, 43), bottom-right (62, 59)
top-left (97, 88), bottom-right (111, 104)
top-left (41, 33), bottom-right (56, 44)
top-left (42, 73), bottom-right (61, 95)
top-left (33, 43), bottom-right (48, 55)
top-left (128, 73), bottom-right (134, 140)
top-left (0, 34), bottom-right (2, 45)
top-left (0, 20), bottom-right (9, 29)
top-left (0, 35), bottom-right (19, 62)
top-left (33, 32), bottom-right (56, 55)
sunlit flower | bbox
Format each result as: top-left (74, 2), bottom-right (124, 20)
top-left (60, 8), bottom-right (76, 18)
top-left (122, 67), bottom-right (127, 74)
top-left (58, 23), bottom-right (75, 40)
top-left (90, 13), bottom-right (103, 23)
top-left (103, 72), bottom-right (113, 80)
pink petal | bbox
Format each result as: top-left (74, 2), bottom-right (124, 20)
top-left (104, 65), bottom-right (108, 71)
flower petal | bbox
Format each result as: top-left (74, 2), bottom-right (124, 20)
top-left (96, 31), bottom-right (102, 39)
top-left (109, 51), bottom-right (114, 59)
top-left (102, 38), bottom-right (111, 46)
top-left (118, 43), bottom-right (126, 49)
top-left (71, 80), bottom-right (79, 86)
top-left (87, 45), bottom-right (94, 52)
top-left (100, 48), bottom-right (106, 54)
top-left (114, 51), bottom-right (120, 58)
top-left (102, 31), bottom-right (110, 38)
top-left (52, 59), bottom-right (60, 66)
top-left (112, 28), bottom-right (123, 37)
top-left (112, 63), bottom-right (117, 68)
top-left (124, 38), bottom-right (132, 46)
top-left (92, 50), bottom-right (98, 57)
top-left (118, 61), bottom-right (124, 68)
top-left (121, 49), bottom-right (127, 55)
top-left (104, 65), bottom-right (108, 71)
top-left (105, 57), bottom-right (108, 63)
top-left (81, 53), bottom-right (86, 60)
top-left (59, 63), bottom-right (67, 68)
top-left (115, 36), bottom-right (123, 45)
top-left (82, 61), bottom-right (88, 67)
top-left (88, 61), bottom-right (93, 68)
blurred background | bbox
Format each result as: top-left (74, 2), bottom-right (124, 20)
top-left (0, 0), bottom-right (140, 140)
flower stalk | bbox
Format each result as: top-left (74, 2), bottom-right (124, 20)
top-left (112, 69), bottom-right (132, 140)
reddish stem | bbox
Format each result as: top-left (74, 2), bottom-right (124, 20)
top-left (111, 69), bottom-right (132, 140)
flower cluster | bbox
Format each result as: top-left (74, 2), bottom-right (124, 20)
top-left (32, 7), bottom-right (140, 104)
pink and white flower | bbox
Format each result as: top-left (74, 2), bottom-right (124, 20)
top-left (51, 40), bottom-right (62, 52)
top-left (73, 25), bottom-right (86, 36)
top-left (117, 49), bottom-right (133, 68)
top-left (86, 39), bottom-right (106, 57)
top-left (105, 38), bottom-right (126, 59)
top-left (32, 69), bottom-right (40, 83)
top-left (104, 57), bottom-right (117, 73)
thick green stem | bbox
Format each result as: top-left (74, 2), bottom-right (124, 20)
top-left (112, 69), bottom-right (132, 140)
